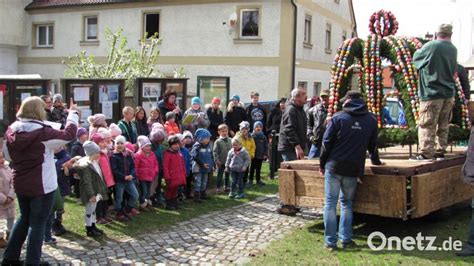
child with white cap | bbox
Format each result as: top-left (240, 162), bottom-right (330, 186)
top-left (73, 141), bottom-right (109, 237)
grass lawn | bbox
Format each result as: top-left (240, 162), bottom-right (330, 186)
top-left (251, 202), bottom-right (474, 265)
top-left (60, 162), bottom-right (278, 242)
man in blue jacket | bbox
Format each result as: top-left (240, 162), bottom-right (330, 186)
top-left (319, 90), bottom-right (382, 251)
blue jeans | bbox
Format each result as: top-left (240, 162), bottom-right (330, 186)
top-left (194, 172), bottom-right (209, 192)
top-left (231, 171), bottom-right (245, 195)
top-left (216, 166), bottom-right (230, 189)
top-left (308, 144), bottom-right (320, 159)
top-left (323, 171), bottom-right (358, 247)
top-left (139, 181), bottom-right (152, 204)
top-left (3, 191), bottom-right (55, 265)
top-left (114, 182), bottom-right (139, 212)
top-left (44, 212), bottom-right (54, 242)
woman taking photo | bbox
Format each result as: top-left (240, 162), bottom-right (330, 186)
top-left (2, 96), bottom-right (79, 265)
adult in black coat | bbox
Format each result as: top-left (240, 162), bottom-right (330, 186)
top-left (206, 97), bottom-right (224, 141)
top-left (224, 94), bottom-right (248, 137)
top-left (267, 98), bottom-right (286, 179)
top-left (278, 88), bottom-right (307, 161)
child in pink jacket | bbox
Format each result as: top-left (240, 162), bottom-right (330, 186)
top-left (135, 136), bottom-right (159, 211)
top-left (0, 152), bottom-right (15, 248)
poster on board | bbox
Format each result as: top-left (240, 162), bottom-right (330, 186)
top-left (102, 101), bottom-right (113, 119)
top-left (142, 83), bottom-right (161, 98)
top-left (99, 84), bottom-right (119, 103)
top-left (73, 87), bottom-right (90, 102)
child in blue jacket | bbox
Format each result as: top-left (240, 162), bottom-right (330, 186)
top-left (190, 128), bottom-right (214, 202)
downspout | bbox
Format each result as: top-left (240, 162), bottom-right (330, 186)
top-left (290, 0), bottom-right (297, 90)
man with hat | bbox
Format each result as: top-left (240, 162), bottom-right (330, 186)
top-left (411, 23), bottom-right (458, 161)
top-left (307, 89), bottom-right (330, 159)
top-left (319, 90), bottom-right (381, 251)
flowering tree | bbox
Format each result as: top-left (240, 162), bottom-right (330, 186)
top-left (63, 28), bottom-right (164, 95)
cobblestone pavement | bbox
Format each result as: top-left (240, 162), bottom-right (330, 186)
top-left (0, 196), bottom-right (321, 265)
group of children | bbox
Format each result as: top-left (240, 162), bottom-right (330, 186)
top-left (0, 105), bottom-right (270, 242)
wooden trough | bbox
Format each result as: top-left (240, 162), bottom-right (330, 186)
top-left (278, 146), bottom-right (474, 220)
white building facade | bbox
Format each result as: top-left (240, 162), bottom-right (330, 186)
top-left (2, 0), bottom-right (356, 104)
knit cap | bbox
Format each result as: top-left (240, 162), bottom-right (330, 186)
top-left (97, 127), bottom-right (111, 139)
top-left (108, 123), bottom-right (122, 137)
top-left (90, 133), bottom-right (105, 144)
top-left (83, 141), bottom-right (101, 156)
top-left (211, 97), bottom-right (221, 104)
top-left (125, 142), bottom-right (136, 153)
top-left (239, 121), bottom-right (250, 130)
top-left (253, 121), bottom-right (263, 130)
top-left (166, 111), bottom-right (175, 121)
top-left (137, 135), bottom-right (152, 148)
top-left (195, 128), bottom-right (211, 142)
top-left (87, 114), bottom-right (107, 126)
top-left (231, 95), bottom-right (240, 102)
top-left (76, 127), bottom-right (88, 139)
top-left (168, 135), bottom-right (180, 147)
top-left (191, 96), bottom-right (201, 105)
top-left (115, 135), bottom-right (126, 144)
top-left (182, 130), bottom-right (193, 140)
top-left (52, 94), bottom-right (63, 103)
top-left (150, 128), bottom-right (167, 142)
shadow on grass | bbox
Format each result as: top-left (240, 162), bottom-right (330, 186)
top-left (61, 169), bottom-right (279, 243)
top-left (306, 200), bottom-right (474, 263)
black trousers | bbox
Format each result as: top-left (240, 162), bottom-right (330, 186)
top-left (249, 158), bottom-right (264, 183)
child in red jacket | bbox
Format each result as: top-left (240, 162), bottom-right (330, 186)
top-left (163, 135), bottom-right (186, 210)
top-left (135, 136), bottom-right (159, 211)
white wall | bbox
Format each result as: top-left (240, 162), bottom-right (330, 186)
top-left (295, 67), bottom-right (331, 98)
top-left (0, 45), bottom-right (19, 74)
top-left (295, 3), bottom-right (353, 62)
top-left (451, 0), bottom-right (474, 64)
top-left (0, 0), bottom-right (28, 47)
top-left (20, 1), bottom-right (281, 58)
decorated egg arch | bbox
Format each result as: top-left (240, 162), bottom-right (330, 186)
top-left (328, 10), bottom-right (470, 146)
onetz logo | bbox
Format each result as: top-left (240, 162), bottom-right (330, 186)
top-left (367, 231), bottom-right (463, 251)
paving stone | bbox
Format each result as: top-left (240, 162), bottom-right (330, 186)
top-left (0, 196), bottom-right (319, 264)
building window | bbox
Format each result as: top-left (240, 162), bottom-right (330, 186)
top-left (239, 8), bottom-right (260, 39)
top-left (342, 30), bottom-right (347, 42)
top-left (84, 16), bottom-right (98, 41)
top-left (36, 24), bottom-right (54, 47)
top-left (298, 81), bottom-right (308, 90)
top-left (144, 12), bottom-right (160, 38)
top-left (313, 82), bottom-right (322, 97)
top-left (325, 23), bottom-right (332, 53)
top-left (304, 15), bottom-right (312, 45)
